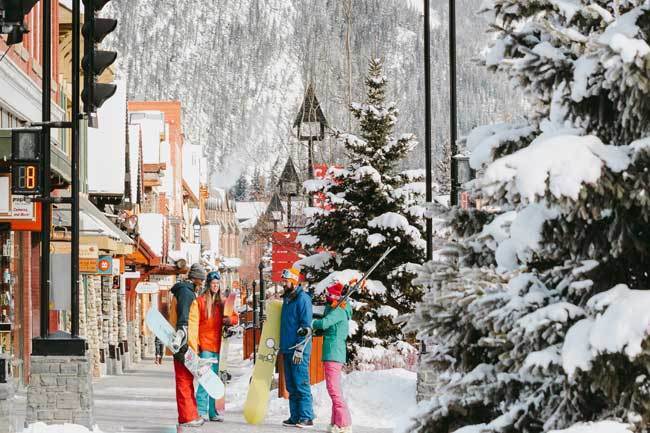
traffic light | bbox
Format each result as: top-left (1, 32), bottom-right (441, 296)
top-left (81, 0), bottom-right (117, 114)
top-left (0, 0), bottom-right (38, 45)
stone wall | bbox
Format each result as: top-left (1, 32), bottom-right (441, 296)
top-left (26, 356), bottom-right (94, 427)
top-left (0, 356), bottom-right (15, 433)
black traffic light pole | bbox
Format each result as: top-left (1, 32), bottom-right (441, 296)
top-left (71, 0), bottom-right (81, 338)
top-left (38, 0), bottom-right (51, 341)
top-left (424, 0), bottom-right (433, 261)
top-left (33, 0), bottom-right (85, 355)
top-left (449, 0), bottom-right (459, 206)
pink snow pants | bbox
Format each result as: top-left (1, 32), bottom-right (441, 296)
top-left (324, 361), bottom-right (352, 428)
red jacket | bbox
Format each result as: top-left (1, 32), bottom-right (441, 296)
top-left (197, 295), bottom-right (239, 353)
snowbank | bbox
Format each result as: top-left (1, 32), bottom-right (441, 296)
top-left (22, 423), bottom-right (104, 433)
top-left (226, 366), bottom-right (416, 429)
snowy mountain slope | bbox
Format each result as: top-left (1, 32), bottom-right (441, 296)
top-left (105, 0), bottom-right (522, 186)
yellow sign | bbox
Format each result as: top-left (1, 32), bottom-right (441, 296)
top-left (50, 243), bottom-right (100, 274)
top-left (80, 244), bottom-right (99, 274)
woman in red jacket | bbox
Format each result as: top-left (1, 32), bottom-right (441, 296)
top-left (195, 271), bottom-right (238, 422)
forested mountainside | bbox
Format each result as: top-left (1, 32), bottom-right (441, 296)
top-left (105, 0), bottom-right (522, 188)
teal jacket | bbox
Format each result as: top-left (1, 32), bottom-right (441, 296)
top-left (312, 303), bottom-right (353, 363)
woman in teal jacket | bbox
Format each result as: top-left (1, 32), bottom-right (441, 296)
top-left (312, 282), bottom-right (353, 433)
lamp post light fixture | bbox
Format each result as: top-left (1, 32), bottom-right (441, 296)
top-left (453, 154), bottom-right (474, 208)
top-left (294, 82), bottom-right (328, 205)
top-left (277, 158), bottom-right (301, 230)
top-left (192, 217), bottom-right (201, 246)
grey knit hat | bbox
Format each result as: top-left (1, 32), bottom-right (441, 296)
top-left (188, 263), bottom-right (206, 280)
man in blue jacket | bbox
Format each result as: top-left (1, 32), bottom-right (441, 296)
top-left (279, 267), bottom-right (314, 428)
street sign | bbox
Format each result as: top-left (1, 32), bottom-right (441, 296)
top-left (11, 129), bottom-right (42, 196)
top-left (97, 255), bottom-right (112, 275)
top-left (80, 245), bottom-right (99, 274)
top-left (135, 282), bottom-right (159, 294)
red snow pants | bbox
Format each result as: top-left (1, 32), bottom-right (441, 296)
top-left (174, 359), bottom-right (199, 424)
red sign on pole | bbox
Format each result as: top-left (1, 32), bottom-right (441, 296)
top-left (272, 232), bottom-right (303, 283)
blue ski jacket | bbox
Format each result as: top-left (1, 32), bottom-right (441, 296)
top-left (279, 286), bottom-right (313, 355)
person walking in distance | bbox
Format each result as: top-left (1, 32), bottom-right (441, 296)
top-left (154, 336), bottom-right (164, 365)
top-left (169, 263), bottom-right (206, 428)
top-left (196, 271), bottom-right (238, 422)
top-left (279, 268), bottom-right (315, 428)
top-left (312, 281), bottom-right (354, 433)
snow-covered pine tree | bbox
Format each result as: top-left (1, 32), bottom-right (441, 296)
top-left (233, 173), bottom-right (250, 201)
top-left (297, 59), bottom-right (425, 362)
top-left (404, 2), bottom-right (650, 433)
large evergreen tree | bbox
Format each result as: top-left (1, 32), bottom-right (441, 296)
top-left (233, 173), bottom-right (250, 201)
top-left (298, 59), bottom-right (425, 361)
top-left (405, 2), bottom-right (650, 433)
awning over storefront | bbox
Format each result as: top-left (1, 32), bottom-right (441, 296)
top-left (52, 196), bottom-right (134, 254)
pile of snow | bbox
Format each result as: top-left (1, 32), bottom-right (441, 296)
top-left (225, 360), bottom-right (416, 429)
top-left (137, 213), bottom-right (165, 256)
top-left (22, 424), bottom-right (104, 433)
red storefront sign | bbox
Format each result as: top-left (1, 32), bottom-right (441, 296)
top-left (271, 232), bottom-right (303, 283)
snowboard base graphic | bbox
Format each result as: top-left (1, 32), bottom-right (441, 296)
top-left (243, 300), bottom-right (283, 425)
top-left (145, 307), bottom-right (225, 399)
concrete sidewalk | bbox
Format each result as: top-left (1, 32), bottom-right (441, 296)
top-left (14, 354), bottom-right (392, 433)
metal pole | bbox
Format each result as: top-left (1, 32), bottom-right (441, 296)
top-left (287, 194), bottom-right (293, 230)
top-left (258, 262), bottom-right (265, 326)
top-left (307, 138), bottom-right (314, 207)
top-left (71, 0), bottom-right (81, 338)
top-left (449, 0), bottom-right (459, 206)
top-left (424, 0), bottom-right (433, 260)
top-left (252, 280), bottom-right (257, 363)
top-left (40, 0), bottom-right (52, 339)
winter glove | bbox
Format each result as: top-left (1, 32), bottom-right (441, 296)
top-left (292, 346), bottom-right (305, 365)
top-left (171, 327), bottom-right (188, 362)
top-left (173, 344), bottom-right (188, 362)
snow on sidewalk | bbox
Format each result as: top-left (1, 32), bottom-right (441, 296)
top-left (21, 337), bottom-right (399, 432)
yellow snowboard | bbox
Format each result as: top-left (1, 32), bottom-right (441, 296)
top-left (243, 300), bottom-right (283, 425)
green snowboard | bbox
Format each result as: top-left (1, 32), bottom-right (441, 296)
top-left (243, 300), bottom-right (283, 425)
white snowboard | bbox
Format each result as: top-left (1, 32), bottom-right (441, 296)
top-left (145, 307), bottom-right (225, 399)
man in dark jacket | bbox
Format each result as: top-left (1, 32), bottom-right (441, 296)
top-left (279, 267), bottom-right (314, 428)
top-left (169, 263), bottom-right (206, 428)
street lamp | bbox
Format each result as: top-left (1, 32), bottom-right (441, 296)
top-left (294, 82), bottom-right (328, 205)
top-left (449, 0), bottom-right (459, 206)
top-left (423, 0), bottom-right (433, 260)
top-left (278, 158), bottom-right (301, 230)
top-left (192, 217), bottom-right (201, 245)
top-left (267, 192), bottom-right (284, 232)
top-left (258, 261), bottom-right (265, 327)
top-left (453, 155), bottom-right (474, 208)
